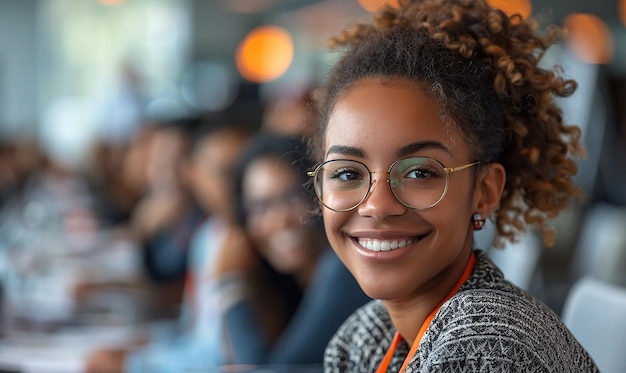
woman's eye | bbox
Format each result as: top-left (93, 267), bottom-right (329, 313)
top-left (405, 167), bottom-right (433, 179)
top-left (331, 168), bottom-right (362, 181)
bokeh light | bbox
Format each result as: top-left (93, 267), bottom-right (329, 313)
top-left (358, 0), bottom-right (386, 12)
top-left (486, 0), bottom-right (532, 19)
top-left (387, 0), bottom-right (400, 9)
top-left (563, 13), bottom-right (614, 64)
top-left (236, 25), bottom-right (294, 83)
top-left (620, 0), bottom-right (626, 28)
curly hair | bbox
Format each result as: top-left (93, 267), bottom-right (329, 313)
top-left (310, 0), bottom-right (584, 247)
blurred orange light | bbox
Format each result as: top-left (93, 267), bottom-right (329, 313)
top-left (564, 13), bottom-right (614, 64)
top-left (358, 0), bottom-right (387, 13)
top-left (620, 0), bottom-right (626, 27)
top-left (236, 25), bottom-right (294, 83)
top-left (358, 0), bottom-right (399, 12)
top-left (486, 0), bottom-right (532, 19)
top-left (387, 0), bottom-right (400, 9)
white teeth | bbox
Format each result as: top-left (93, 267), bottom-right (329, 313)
top-left (358, 238), bottom-right (416, 252)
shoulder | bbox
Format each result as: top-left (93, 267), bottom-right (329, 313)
top-left (433, 286), bottom-right (572, 352)
top-left (325, 300), bottom-right (399, 372)
top-left (414, 251), bottom-right (599, 372)
top-left (333, 299), bottom-right (390, 337)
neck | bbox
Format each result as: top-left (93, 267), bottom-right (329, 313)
top-left (384, 248), bottom-right (473, 345)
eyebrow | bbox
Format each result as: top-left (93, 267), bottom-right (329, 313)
top-left (397, 141), bottom-right (451, 158)
top-left (326, 141), bottom-right (451, 158)
top-left (326, 145), bottom-right (365, 158)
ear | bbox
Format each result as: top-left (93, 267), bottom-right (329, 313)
top-left (473, 162), bottom-right (506, 217)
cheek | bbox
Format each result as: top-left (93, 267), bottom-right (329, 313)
top-left (246, 221), bottom-right (272, 257)
top-left (427, 186), bottom-right (475, 237)
top-left (247, 218), bottom-right (267, 241)
top-left (322, 209), bottom-right (347, 246)
top-left (247, 213), bottom-right (286, 248)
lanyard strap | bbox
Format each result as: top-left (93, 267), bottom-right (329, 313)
top-left (375, 253), bottom-right (476, 373)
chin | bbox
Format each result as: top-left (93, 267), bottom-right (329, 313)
top-left (347, 267), bottom-right (407, 301)
top-left (359, 284), bottom-right (404, 301)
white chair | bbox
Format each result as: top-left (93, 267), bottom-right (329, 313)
top-left (561, 276), bottom-right (626, 373)
top-left (476, 220), bottom-right (542, 293)
top-left (570, 203), bottom-right (626, 287)
top-left (487, 232), bottom-right (541, 292)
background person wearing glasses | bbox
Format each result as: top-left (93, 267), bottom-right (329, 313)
top-left (308, 0), bottom-right (599, 371)
top-left (212, 133), bottom-right (370, 368)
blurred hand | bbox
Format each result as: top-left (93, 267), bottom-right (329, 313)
top-left (83, 335), bottom-right (149, 373)
top-left (130, 189), bottom-right (186, 240)
top-left (84, 349), bottom-right (125, 373)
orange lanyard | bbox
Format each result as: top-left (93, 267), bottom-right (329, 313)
top-left (375, 253), bottom-right (476, 373)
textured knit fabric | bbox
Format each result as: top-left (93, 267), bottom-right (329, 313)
top-left (324, 250), bottom-right (599, 372)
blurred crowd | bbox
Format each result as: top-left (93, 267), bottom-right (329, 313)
top-left (0, 89), bottom-right (370, 372)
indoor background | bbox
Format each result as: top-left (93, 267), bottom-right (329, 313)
top-left (0, 0), bottom-right (625, 372)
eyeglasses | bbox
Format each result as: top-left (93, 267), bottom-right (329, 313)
top-left (244, 186), bottom-right (309, 218)
top-left (307, 157), bottom-right (479, 212)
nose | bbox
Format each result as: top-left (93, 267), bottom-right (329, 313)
top-left (357, 173), bottom-right (406, 219)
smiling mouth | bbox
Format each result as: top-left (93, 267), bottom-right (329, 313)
top-left (357, 237), bottom-right (423, 252)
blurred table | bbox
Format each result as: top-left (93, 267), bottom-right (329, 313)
top-left (215, 364), bottom-right (324, 373)
top-left (0, 323), bottom-right (149, 373)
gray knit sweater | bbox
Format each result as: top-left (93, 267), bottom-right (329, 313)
top-left (324, 250), bottom-right (599, 372)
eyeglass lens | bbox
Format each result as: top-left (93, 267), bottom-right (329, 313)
top-left (313, 157), bottom-right (449, 211)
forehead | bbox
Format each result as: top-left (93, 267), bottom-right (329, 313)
top-left (243, 157), bottom-right (300, 197)
top-left (197, 130), bottom-right (247, 161)
top-left (325, 78), bottom-right (468, 161)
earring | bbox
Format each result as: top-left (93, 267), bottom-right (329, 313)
top-left (472, 213), bottom-right (485, 231)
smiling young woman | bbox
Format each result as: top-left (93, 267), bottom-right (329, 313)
top-left (319, 78), bottom-right (494, 306)
top-left (308, 0), bottom-right (599, 372)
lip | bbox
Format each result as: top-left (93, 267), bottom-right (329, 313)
top-left (348, 230), bottom-right (431, 261)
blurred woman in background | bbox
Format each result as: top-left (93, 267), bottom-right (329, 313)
top-left (213, 133), bottom-right (370, 367)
